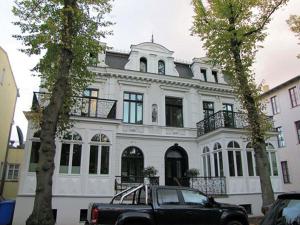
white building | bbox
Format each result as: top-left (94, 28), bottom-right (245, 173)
top-left (262, 76), bottom-right (300, 192)
top-left (14, 42), bottom-right (282, 225)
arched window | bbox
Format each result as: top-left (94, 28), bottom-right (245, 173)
top-left (158, 60), bottom-right (165, 75)
top-left (28, 130), bottom-right (41, 172)
top-left (202, 146), bottom-right (211, 177)
top-left (227, 140), bottom-right (243, 177)
top-left (266, 142), bottom-right (278, 176)
top-left (89, 133), bottom-right (110, 175)
top-left (59, 131), bottom-right (83, 174)
top-left (121, 146), bottom-right (144, 183)
top-left (246, 142), bottom-right (257, 176)
top-left (140, 57), bottom-right (147, 73)
top-left (213, 143), bottom-right (223, 177)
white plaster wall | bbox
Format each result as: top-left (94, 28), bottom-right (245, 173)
top-left (263, 79), bottom-right (300, 192)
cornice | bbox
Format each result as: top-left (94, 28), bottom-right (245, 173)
top-left (90, 67), bottom-right (235, 95)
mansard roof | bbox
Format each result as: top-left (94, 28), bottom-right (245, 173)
top-left (105, 50), bottom-right (193, 78)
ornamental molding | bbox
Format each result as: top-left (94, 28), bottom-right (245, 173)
top-left (117, 79), bottom-right (151, 88)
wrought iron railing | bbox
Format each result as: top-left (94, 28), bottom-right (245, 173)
top-left (188, 176), bottom-right (226, 196)
top-left (115, 176), bottom-right (159, 193)
top-left (32, 92), bottom-right (117, 119)
top-left (196, 110), bottom-right (275, 137)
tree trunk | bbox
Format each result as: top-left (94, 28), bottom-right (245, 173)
top-left (26, 1), bottom-right (76, 225)
top-left (229, 34), bottom-right (275, 212)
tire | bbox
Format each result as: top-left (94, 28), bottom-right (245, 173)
top-left (226, 220), bottom-right (243, 225)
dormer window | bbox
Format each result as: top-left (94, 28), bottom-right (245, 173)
top-left (200, 69), bottom-right (207, 82)
top-left (140, 57), bottom-right (147, 73)
top-left (212, 70), bottom-right (218, 83)
top-left (158, 60), bottom-right (165, 75)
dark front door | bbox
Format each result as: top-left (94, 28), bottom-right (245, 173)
top-left (165, 145), bottom-right (188, 186)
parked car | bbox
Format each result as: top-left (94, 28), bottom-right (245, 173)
top-left (260, 193), bottom-right (300, 225)
top-left (86, 184), bottom-right (249, 225)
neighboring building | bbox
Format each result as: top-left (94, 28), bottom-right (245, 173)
top-left (2, 145), bottom-right (24, 200)
top-left (14, 42), bottom-right (281, 225)
top-left (0, 47), bottom-right (18, 197)
top-left (261, 75), bottom-right (300, 192)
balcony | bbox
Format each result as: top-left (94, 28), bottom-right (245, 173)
top-left (32, 92), bottom-right (117, 119)
top-left (196, 110), bottom-right (275, 137)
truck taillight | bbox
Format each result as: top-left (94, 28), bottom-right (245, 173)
top-left (91, 208), bottom-right (99, 224)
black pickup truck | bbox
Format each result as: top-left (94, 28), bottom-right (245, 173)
top-left (86, 184), bottom-right (249, 225)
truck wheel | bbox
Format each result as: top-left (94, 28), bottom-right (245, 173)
top-left (226, 220), bottom-right (243, 225)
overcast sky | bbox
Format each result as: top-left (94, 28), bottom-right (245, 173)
top-left (0, 0), bottom-right (299, 142)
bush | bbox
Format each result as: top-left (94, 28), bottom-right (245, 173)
top-left (186, 168), bottom-right (200, 177)
top-left (143, 166), bottom-right (158, 177)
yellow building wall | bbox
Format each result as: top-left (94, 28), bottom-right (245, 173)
top-left (0, 47), bottom-right (18, 163)
top-left (3, 148), bottom-right (24, 200)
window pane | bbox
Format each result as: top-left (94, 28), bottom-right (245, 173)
top-left (101, 146), bottom-right (109, 174)
top-left (157, 189), bottom-right (179, 205)
top-left (203, 155), bottom-right (207, 177)
top-left (60, 143), bottom-right (70, 173)
top-left (247, 151), bottom-right (254, 176)
top-left (271, 152), bottom-right (278, 176)
top-left (29, 141), bottom-right (40, 172)
top-left (137, 103), bottom-right (143, 124)
top-left (214, 153), bottom-right (219, 177)
top-left (281, 161), bottom-right (290, 183)
top-left (166, 97), bottom-right (183, 127)
top-left (89, 145), bottom-right (98, 174)
top-left (207, 155), bottom-right (211, 177)
top-left (236, 151), bottom-right (243, 176)
top-left (72, 144), bottom-right (82, 174)
top-left (124, 93), bottom-right (130, 100)
top-left (130, 102), bottom-right (136, 123)
top-left (228, 151), bottom-right (235, 176)
top-left (123, 101), bottom-right (129, 123)
top-left (181, 190), bottom-right (208, 205)
top-left (219, 152), bottom-right (224, 176)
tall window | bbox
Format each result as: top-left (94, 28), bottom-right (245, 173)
top-left (200, 69), bottom-right (207, 82)
top-left (121, 147), bottom-right (144, 182)
top-left (223, 103), bottom-right (234, 128)
top-left (266, 143), bottom-right (278, 176)
top-left (165, 97), bottom-right (183, 127)
top-left (6, 164), bottom-right (20, 180)
top-left (289, 86), bottom-right (299, 107)
top-left (213, 143), bottom-right (223, 177)
top-left (123, 92), bottom-right (143, 124)
top-left (276, 127), bottom-right (285, 147)
top-left (203, 101), bottom-right (214, 118)
top-left (270, 96), bottom-right (279, 115)
top-left (140, 57), bottom-right (147, 72)
top-left (158, 60), bottom-right (165, 75)
top-left (295, 121), bottom-right (300, 144)
top-left (202, 146), bottom-right (211, 177)
top-left (89, 133), bottom-right (110, 175)
top-left (227, 141), bottom-right (243, 177)
top-left (82, 89), bottom-right (98, 117)
top-left (29, 130), bottom-right (41, 172)
top-left (281, 161), bottom-right (290, 184)
top-left (59, 132), bottom-right (82, 174)
top-left (203, 101), bottom-right (215, 132)
top-left (246, 142), bottom-right (257, 177)
top-left (212, 71), bottom-right (218, 83)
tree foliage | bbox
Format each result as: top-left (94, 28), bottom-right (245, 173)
top-left (287, 14), bottom-right (300, 58)
top-left (13, 1), bottom-right (112, 225)
top-left (192, 0), bottom-right (288, 210)
top-left (13, 0), bottom-right (113, 130)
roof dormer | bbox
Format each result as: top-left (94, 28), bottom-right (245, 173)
top-left (125, 42), bottom-right (179, 76)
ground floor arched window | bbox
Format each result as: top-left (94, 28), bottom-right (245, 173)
top-left (121, 146), bottom-right (144, 183)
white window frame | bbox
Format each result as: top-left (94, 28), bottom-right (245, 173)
top-left (6, 164), bottom-right (20, 180)
top-left (227, 141), bottom-right (243, 177)
top-left (213, 143), bottom-right (223, 177)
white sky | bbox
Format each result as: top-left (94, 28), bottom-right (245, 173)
top-left (0, 0), bottom-right (299, 142)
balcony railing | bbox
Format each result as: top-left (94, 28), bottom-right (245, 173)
top-left (32, 92), bottom-right (117, 119)
top-left (115, 176), bottom-right (159, 193)
top-left (196, 110), bottom-right (275, 137)
top-left (188, 176), bottom-right (226, 196)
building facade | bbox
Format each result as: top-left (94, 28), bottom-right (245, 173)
top-left (262, 76), bottom-right (300, 192)
top-left (0, 47), bottom-right (19, 199)
top-left (14, 42), bottom-right (282, 225)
